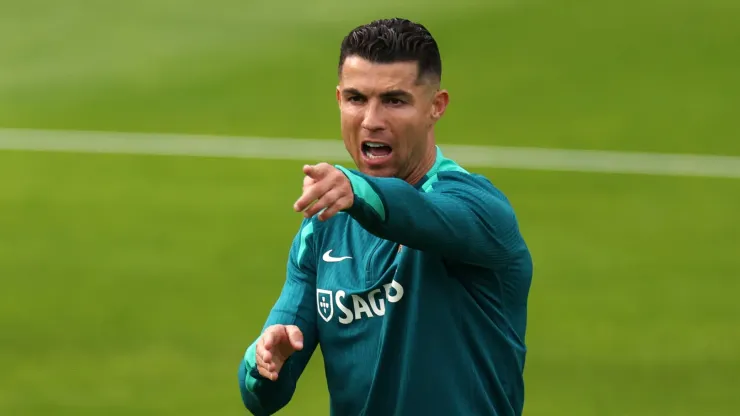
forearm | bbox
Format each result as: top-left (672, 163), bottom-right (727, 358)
top-left (337, 167), bottom-right (521, 267)
top-left (239, 290), bottom-right (317, 414)
top-left (238, 217), bottom-right (319, 413)
top-left (239, 315), bottom-right (316, 414)
top-left (239, 341), bottom-right (279, 416)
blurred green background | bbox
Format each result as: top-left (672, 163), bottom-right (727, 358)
top-left (1, 0), bottom-right (739, 415)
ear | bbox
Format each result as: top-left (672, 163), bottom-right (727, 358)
top-left (431, 89), bottom-right (449, 121)
top-left (336, 85), bottom-right (342, 108)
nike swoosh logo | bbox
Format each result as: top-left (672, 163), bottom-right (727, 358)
top-left (323, 250), bottom-right (352, 263)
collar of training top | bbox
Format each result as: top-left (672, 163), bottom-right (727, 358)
top-left (414, 146), bottom-right (468, 192)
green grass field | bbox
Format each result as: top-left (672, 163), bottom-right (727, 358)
top-left (1, 1), bottom-right (739, 415)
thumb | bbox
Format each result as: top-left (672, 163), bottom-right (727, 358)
top-left (285, 325), bottom-right (304, 351)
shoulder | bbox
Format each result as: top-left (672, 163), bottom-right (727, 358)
top-left (435, 169), bottom-right (504, 193)
top-left (423, 155), bottom-right (514, 211)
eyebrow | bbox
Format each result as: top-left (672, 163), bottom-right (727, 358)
top-left (342, 88), bottom-right (412, 99)
top-left (380, 89), bottom-right (412, 100)
top-left (341, 88), bottom-right (365, 97)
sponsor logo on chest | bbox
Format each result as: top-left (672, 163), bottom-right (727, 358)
top-left (316, 280), bottom-right (404, 325)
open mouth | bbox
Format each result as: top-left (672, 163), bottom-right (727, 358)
top-left (361, 141), bottom-right (393, 161)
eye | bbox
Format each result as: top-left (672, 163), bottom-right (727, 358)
top-left (384, 97), bottom-right (405, 106)
top-left (347, 95), bottom-right (366, 104)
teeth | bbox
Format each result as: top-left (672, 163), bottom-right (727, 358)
top-left (362, 142), bottom-right (392, 160)
top-left (362, 148), bottom-right (388, 159)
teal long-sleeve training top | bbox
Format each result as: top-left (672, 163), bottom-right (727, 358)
top-left (238, 146), bottom-right (533, 416)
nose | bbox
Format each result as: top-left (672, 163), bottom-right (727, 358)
top-left (361, 101), bottom-right (385, 132)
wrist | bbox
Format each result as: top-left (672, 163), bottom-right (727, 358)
top-left (334, 165), bottom-right (386, 221)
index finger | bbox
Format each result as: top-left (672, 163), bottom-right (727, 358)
top-left (303, 163), bottom-right (332, 179)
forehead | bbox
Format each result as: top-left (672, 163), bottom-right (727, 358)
top-left (339, 56), bottom-right (421, 93)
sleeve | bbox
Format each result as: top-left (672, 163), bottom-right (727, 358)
top-left (238, 219), bottom-right (319, 415)
top-left (335, 166), bottom-right (525, 269)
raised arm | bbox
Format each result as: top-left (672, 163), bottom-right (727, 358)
top-left (238, 219), bottom-right (319, 415)
top-left (337, 167), bottom-right (526, 268)
top-left (294, 163), bottom-right (526, 270)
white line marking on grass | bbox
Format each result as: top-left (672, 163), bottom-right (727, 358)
top-left (1, 128), bottom-right (739, 179)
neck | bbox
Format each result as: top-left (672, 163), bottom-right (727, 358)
top-left (404, 143), bottom-right (437, 186)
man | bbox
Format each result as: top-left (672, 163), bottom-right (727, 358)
top-left (238, 18), bottom-right (533, 416)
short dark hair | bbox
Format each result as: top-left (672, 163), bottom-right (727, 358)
top-left (338, 18), bottom-right (442, 83)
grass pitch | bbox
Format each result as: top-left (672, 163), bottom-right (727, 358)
top-left (1, 1), bottom-right (738, 415)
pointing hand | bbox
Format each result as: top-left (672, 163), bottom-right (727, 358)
top-left (293, 163), bottom-right (354, 221)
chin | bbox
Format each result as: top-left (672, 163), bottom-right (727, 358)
top-left (360, 164), bottom-right (397, 178)
top-left (351, 154), bottom-right (393, 177)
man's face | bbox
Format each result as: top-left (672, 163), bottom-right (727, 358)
top-left (336, 56), bottom-right (448, 180)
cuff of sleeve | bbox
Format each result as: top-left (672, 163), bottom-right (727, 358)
top-left (243, 341), bottom-right (264, 392)
top-left (335, 165), bottom-right (386, 221)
